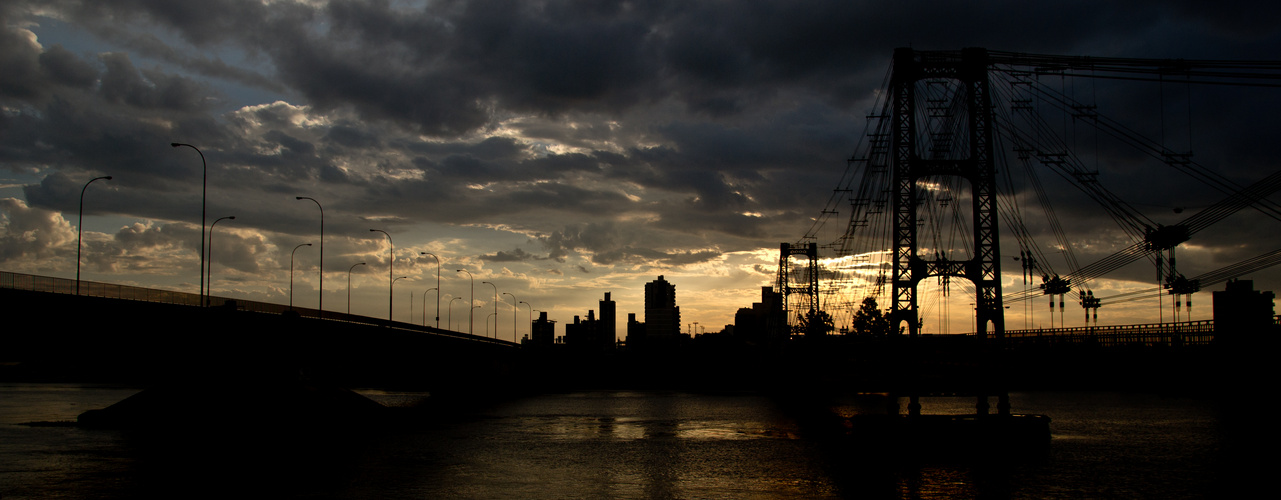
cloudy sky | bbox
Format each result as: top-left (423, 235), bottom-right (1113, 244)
top-left (3, 0), bottom-right (1280, 339)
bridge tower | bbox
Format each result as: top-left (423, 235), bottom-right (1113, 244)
top-left (775, 242), bottom-right (819, 338)
top-left (889, 47), bottom-right (1005, 339)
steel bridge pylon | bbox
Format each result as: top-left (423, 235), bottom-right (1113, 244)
top-left (775, 242), bottom-right (818, 338)
top-left (890, 47), bottom-right (1005, 340)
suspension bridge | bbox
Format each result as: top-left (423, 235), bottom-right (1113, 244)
top-left (778, 47), bottom-right (1281, 340)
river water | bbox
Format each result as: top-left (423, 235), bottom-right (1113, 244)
top-left (0, 384), bottom-right (1241, 498)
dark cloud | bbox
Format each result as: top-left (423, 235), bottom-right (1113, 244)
top-left (98, 52), bottom-right (212, 112)
top-left (506, 182), bottom-right (632, 214)
top-left (19, 0), bottom-right (1278, 137)
top-left (262, 130), bottom-right (316, 159)
top-left (401, 136), bottom-right (527, 161)
top-left (587, 246), bottom-right (721, 266)
top-left (324, 124), bottom-right (382, 150)
top-left (90, 27), bottom-right (287, 94)
top-left (450, 0), bottom-right (656, 113)
top-left (480, 248), bottom-right (545, 262)
top-left (0, 21), bottom-right (44, 100)
top-left (38, 44), bottom-right (97, 89)
top-left (536, 221), bottom-right (725, 266)
top-left (537, 221), bottom-right (626, 262)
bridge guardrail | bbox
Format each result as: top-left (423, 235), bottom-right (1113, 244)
top-left (1004, 320), bottom-right (1215, 347)
top-left (1, 270), bottom-right (514, 346)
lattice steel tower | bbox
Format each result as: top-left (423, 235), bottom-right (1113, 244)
top-left (890, 47), bottom-right (1004, 338)
top-left (775, 242), bottom-right (819, 338)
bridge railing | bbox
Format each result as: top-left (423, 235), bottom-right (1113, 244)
top-left (1, 270), bottom-right (514, 346)
top-left (1004, 320), bottom-right (1216, 347)
top-left (2, 271), bottom-right (202, 306)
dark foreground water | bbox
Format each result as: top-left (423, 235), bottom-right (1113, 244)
top-left (0, 384), bottom-right (1243, 498)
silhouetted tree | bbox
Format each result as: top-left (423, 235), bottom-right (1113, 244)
top-left (796, 309), bottom-right (835, 336)
top-left (851, 296), bottom-right (892, 336)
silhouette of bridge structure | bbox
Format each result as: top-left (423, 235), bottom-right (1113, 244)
top-left (783, 48), bottom-right (1281, 342)
top-left (1, 270), bottom-right (519, 340)
top-left (770, 47), bottom-right (1281, 421)
top-left (1, 270), bottom-right (521, 426)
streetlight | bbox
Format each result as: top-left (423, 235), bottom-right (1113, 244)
top-left (296, 196), bottom-right (324, 314)
top-left (290, 243), bottom-right (312, 309)
top-left (482, 281), bottom-right (498, 338)
top-left (370, 229), bottom-right (393, 320)
top-left (421, 252), bottom-right (440, 328)
top-left (518, 300), bottom-right (533, 342)
top-left (457, 269), bottom-right (474, 334)
top-left (392, 276), bottom-right (408, 322)
top-left (486, 312), bottom-right (497, 338)
top-left (503, 292), bottom-right (517, 342)
top-left (170, 143), bottom-right (206, 305)
top-left (449, 296), bottom-right (464, 331)
top-left (347, 262), bottom-right (365, 314)
top-left (423, 287), bottom-right (437, 326)
top-left (76, 175), bottom-right (112, 296)
top-left (208, 215), bottom-right (235, 305)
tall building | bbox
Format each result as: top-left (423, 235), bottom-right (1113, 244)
top-left (626, 312), bottom-right (645, 347)
top-left (599, 292), bottom-right (616, 350)
top-left (735, 286), bottom-right (783, 343)
top-left (1213, 279), bottom-right (1277, 347)
top-left (530, 311), bottom-right (556, 347)
top-left (564, 312), bottom-right (595, 349)
top-left (644, 275), bottom-right (681, 338)
top-left (562, 292), bottom-right (617, 352)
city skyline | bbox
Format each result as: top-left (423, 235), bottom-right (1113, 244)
top-left (3, 2), bottom-right (1281, 336)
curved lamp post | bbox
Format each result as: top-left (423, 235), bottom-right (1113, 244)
top-left (76, 175), bottom-right (112, 295)
top-left (392, 276), bottom-right (408, 322)
top-left (421, 252), bottom-right (440, 328)
top-left (519, 301), bottom-right (533, 342)
top-left (296, 196), bottom-right (323, 314)
top-left (423, 287), bottom-right (437, 326)
top-left (370, 229), bottom-right (393, 320)
top-left (347, 262), bottom-right (366, 314)
top-left (482, 281), bottom-right (498, 338)
top-left (208, 215), bottom-right (235, 305)
top-left (449, 296), bottom-right (464, 331)
top-left (170, 143), bottom-right (206, 305)
top-left (503, 292), bottom-right (517, 342)
top-left (290, 243), bottom-right (312, 309)
top-left (457, 269), bottom-right (474, 334)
